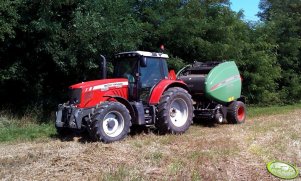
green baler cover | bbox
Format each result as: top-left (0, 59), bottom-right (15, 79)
top-left (205, 61), bottom-right (241, 103)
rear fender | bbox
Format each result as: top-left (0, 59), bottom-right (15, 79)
top-left (149, 79), bottom-right (189, 105)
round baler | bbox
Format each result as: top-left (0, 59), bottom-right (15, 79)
top-left (178, 61), bottom-right (246, 123)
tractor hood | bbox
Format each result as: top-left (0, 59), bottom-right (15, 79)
top-left (69, 78), bottom-right (129, 108)
top-left (70, 78), bottom-right (128, 92)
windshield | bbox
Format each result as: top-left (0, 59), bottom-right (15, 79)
top-left (113, 57), bottom-right (138, 82)
top-left (140, 57), bottom-right (164, 88)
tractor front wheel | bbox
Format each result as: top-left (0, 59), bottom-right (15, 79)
top-left (90, 102), bottom-right (131, 143)
top-left (156, 87), bottom-right (193, 134)
top-left (227, 101), bottom-right (246, 124)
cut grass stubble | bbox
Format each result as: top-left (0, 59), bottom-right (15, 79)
top-left (1, 104), bottom-right (301, 180)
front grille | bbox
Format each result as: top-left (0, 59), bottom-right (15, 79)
top-left (69, 88), bottom-right (82, 104)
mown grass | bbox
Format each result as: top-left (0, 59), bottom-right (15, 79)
top-left (1, 105), bottom-right (301, 180)
top-left (0, 103), bottom-right (301, 143)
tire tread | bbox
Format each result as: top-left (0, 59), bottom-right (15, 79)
top-left (90, 101), bottom-right (131, 143)
top-left (156, 87), bottom-right (193, 134)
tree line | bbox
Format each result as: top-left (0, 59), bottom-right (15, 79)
top-left (0, 0), bottom-right (300, 117)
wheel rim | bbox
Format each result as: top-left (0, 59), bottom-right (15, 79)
top-left (169, 98), bottom-right (188, 127)
top-left (102, 111), bottom-right (125, 137)
top-left (218, 115), bottom-right (223, 123)
top-left (237, 106), bottom-right (245, 122)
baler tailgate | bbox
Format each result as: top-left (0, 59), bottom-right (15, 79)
top-left (205, 61), bottom-right (241, 103)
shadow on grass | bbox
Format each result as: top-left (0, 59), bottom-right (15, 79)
top-left (50, 119), bottom-right (224, 144)
top-left (129, 125), bottom-right (153, 136)
top-left (50, 129), bottom-right (94, 143)
top-left (50, 125), bottom-right (153, 143)
top-left (192, 117), bottom-right (224, 128)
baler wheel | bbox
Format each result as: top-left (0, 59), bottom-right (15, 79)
top-left (90, 101), bottom-right (131, 143)
top-left (227, 101), bottom-right (246, 124)
top-left (156, 87), bottom-right (193, 134)
top-left (215, 113), bottom-right (224, 123)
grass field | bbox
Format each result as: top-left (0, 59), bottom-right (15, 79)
top-left (0, 104), bottom-right (301, 180)
top-left (1, 104), bottom-right (301, 143)
top-left (0, 114), bottom-right (55, 142)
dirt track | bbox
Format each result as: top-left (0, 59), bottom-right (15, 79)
top-left (1, 110), bottom-right (301, 180)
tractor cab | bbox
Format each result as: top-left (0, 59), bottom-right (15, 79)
top-left (112, 51), bottom-right (169, 102)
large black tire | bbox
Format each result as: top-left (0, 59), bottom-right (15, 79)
top-left (227, 101), bottom-right (246, 124)
top-left (156, 87), bottom-right (193, 134)
top-left (55, 126), bottom-right (71, 137)
top-left (90, 101), bottom-right (131, 143)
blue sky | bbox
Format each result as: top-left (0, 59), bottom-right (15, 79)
top-left (230, 0), bottom-right (261, 21)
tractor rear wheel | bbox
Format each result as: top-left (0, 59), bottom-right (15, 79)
top-left (90, 101), bottom-right (131, 143)
top-left (227, 101), bottom-right (246, 124)
top-left (156, 87), bottom-right (193, 134)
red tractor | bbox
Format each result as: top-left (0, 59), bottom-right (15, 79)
top-left (56, 51), bottom-right (246, 143)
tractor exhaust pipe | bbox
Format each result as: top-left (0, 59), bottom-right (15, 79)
top-left (100, 55), bottom-right (107, 79)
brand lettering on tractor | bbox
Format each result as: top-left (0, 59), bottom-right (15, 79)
top-left (84, 82), bottom-right (128, 92)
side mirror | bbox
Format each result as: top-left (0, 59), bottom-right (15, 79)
top-left (140, 57), bottom-right (147, 67)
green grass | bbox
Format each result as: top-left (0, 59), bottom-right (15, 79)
top-left (247, 103), bottom-right (301, 118)
top-left (0, 103), bottom-right (301, 143)
top-left (0, 116), bottom-right (55, 142)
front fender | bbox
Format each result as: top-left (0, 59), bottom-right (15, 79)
top-left (148, 79), bottom-right (189, 105)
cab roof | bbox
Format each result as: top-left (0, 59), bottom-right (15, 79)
top-left (116, 51), bottom-right (169, 59)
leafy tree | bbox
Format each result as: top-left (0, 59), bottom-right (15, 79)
top-left (0, 0), bottom-right (20, 41)
top-left (135, 0), bottom-right (281, 104)
top-left (0, 0), bottom-right (142, 115)
top-left (259, 0), bottom-right (301, 103)
top-left (1, 0), bottom-right (300, 117)
top-left (238, 24), bottom-right (281, 104)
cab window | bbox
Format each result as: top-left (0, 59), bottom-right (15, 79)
top-left (140, 57), bottom-right (164, 88)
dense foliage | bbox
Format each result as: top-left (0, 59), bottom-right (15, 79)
top-left (0, 0), bottom-right (300, 116)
